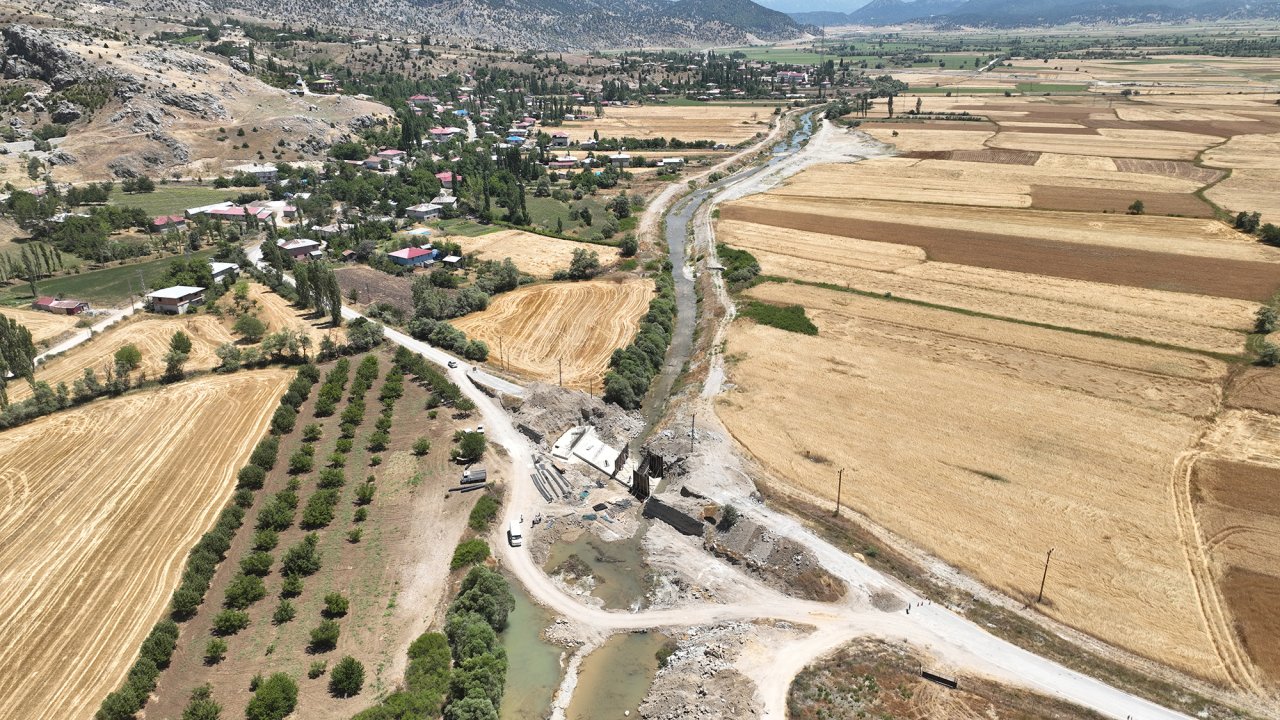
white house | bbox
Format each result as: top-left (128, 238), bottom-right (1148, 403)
top-left (406, 202), bottom-right (442, 220)
top-left (209, 261), bottom-right (239, 282)
top-left (147, 286), bottom-right (206, 314)
top-left (231, 163), bottom-right (278, 184)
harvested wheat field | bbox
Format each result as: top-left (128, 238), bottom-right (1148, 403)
top-left (453, 277), bottom-right (653, 390)
top-left (0, 369), bottom-right (291, 720)
top-left (0, 306), bottom-right (80, 345)
top-left (239, 282), bottom-right (345, 346)
top-left (717, 282), bottom-right (1227, 680)
top-left (559, 104), bottom-right (770, 145)
top-left (456, 229), bottom-right (620, 278)
top-left (12, 315), bottom-right (234, 402)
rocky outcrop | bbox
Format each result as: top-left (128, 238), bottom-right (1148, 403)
top-left (51, 101), bottom-right (83, 124)
top-left (0, 24), bottom-right (94, 88)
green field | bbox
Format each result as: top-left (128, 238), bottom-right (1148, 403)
top-left (430, 218), bottom-right (501, 237)
top-left (109, 185), bottom-right (241, 216)
top-left (0, 249), bottom-right (215, 307)
top-left (1015, 82), bottom-right (1088, 93)
top-left (525, 194), bottom-right (613, 240)
top-left (906, 86), bottom-right (1009, 94)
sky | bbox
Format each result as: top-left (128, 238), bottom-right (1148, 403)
top-left (754, 0), bottom-right (873, 13)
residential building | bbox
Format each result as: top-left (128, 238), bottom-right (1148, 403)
top-left (147, 286), bottom-right (205, 314)
top-left (609, 153), bottom-right (631, 169)
top-left (231, 163), bottom-right (278, 183)
top-left (388, 247), bottom-right (436, 267)
top-left (153, 214), bottom-right (187, 231)
top-left (406, 202), bottom-right (442, 220)
top-left (209, 261), bottom-right (239, 282)
top-left (435, 171), bottom-right (461, 189)
top-left (280, 238), bottom-right (322, 259)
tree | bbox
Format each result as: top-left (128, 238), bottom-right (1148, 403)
top-left (204, 638), bottom-right (228, 665)
top-left (1126, 199), bottom-right (1145, 215)
top-left (450, 539), bottom-right (490, 570)
top-left (273, 599), bottom-right (296, 625)
top-left (413, 437), bottom-right (431, 456)
top-left (234, 314), bottom-right (267, 342)
top-left (451, 431), bottom-right (486, 463)
top-left (0, 316), bottom-right (37, 407)
top-left (719, 504), bottom-right (740, 531)
top-left (443, 696), bottom-right (498, 720)
top-left (1261, 223), bottom-right (1280, 247)
top-left (619, 235), bottom-right (638, 257)
top-left (114, 344), bottom-right (143, 371)
top-left (163, 349), bottom-right (189, 382)
top-left (244, 673), bottom-right (297, 720)
top-left (281, 533), bottom-right (322, 576)
top-left (323, 592), bottom-right (349, 618)
top-left (1259, 341), bottom-right (1280, 367)
top-left (329, 656), bottom-right (365, 698)
top-left (224, 573), bottom-right (267, 610)
top-left (566, 248), bottom-right (600, 280)
top-left (215, 342), bottom-right (242, 372)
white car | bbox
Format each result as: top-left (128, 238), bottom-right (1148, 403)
top-left (447, 360), bottom-right (458, 369)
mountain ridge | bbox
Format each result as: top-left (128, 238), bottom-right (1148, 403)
top-left (789, 0), bottom-right (1280, 26)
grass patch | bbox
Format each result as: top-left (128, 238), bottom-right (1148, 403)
top-left (739, 300), bottom-right (817, 335)
top-left (108, 185), bottom-right (241, 216)
top-left (0, 249), bottom-right (216, 306)
top-left (432, 218), bottom-right (501, 237)
top-left (468, 494), bottom-right (499, 530)
top-left (1015, 82), bottom-right (1088, 93)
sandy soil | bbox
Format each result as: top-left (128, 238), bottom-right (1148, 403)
top-left (453, 277), bottom-right (653, 390)
top-left (0, 306), bottom-right (80, 345)
top-left (455, 229), bottom-right (621, 278)
top-left (0, 370), bottom-right (291, 720)
top-left (716, 295), bottom-right (1225, 679)
top-left (559, 104), bottom-right (772, 145)
top-left (12, 314), bottom-right (234, 402)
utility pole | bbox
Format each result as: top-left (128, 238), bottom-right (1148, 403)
top-left (1037, 548), bottom-right (1055, 604)
top-left (834, 467), bottom-right (844, 517)
top-left (689, 413), bottom-right (696, 454)
top-left (558, 358), bottom-right (562, 388)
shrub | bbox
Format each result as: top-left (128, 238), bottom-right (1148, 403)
top-left (237, 465), bottom-right (267, 490)
top-left (114, 343), bottom-right (142, 370)
top-left (211, 609), bottom-right (250, 636)
top-left (280, 573), bottom-right (304, 598)
top-left (309, 619), bottom-right (340, 652)
top-left (366, 431), bottom-right (389, 452)
top-left (224, 573), bottom-right (266, 610)
top-left (413, 437), bottom-right (431, 456)
top-left (273, 599), bottom-right (296, 625)
top-left (468, 495), bottom-right (499, 530)
top-left (308, 660), bottom-right (327, 679)
top-left (449, 566), bottom-right (515, 632)
top-left (234, 488), bottom-right (255, 508)
top-left (335, 438), bottom-right (353, 453)
top-left (271, 405), bottom-right (297, 435)
top-left (739, 301), bottom-right (817, 335)
top-left (718, 504), bottom-right (740, 531)
top-left (450, 539), bottom-right (490, 570)
top-left (354, 507), bottom-right (368, 522)
top-left (204, 638), bottom-right (228, 665)
top-left (340, 422), bottom-right (357, 439)
top-left (1259, 341), bottom-right (1280, 367)
top-left (302, 423), bottom-right (323, 442)
top-left (1256, 306), bottom-right (1277, 335)
top-left (235, 314), bottom-right (268, 342)
top-left (240, 551), bottom-right (273, 577)
top-left (180, 684), bottom-right (221, 720)
top-left (330, 656), bottom-right (365, 698)
top-left (255, 488), bottom-right (298, 531)
top-left (347, 528), bottom-right (363, 543)
top-left (323, 592), bottom-right (350, 618)
top-left (328, 451), bottom-right (346, 468)
top-left (244, 673), bottom-right (297, 720)
top-left (281, 533), bottom-right (322, 576)
top-left (355, 482), bottom-right (376, 505)
top-left (369, 455), bottom-right (382, 467)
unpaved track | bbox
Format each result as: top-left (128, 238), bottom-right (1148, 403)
top-left (0, 370), bottom-right (291, 720)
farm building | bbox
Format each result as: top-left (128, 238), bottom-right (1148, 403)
top-left (209, 261), bottom-right (239, 282)
top-left (551, 132), bottom-right (570, 148)
top-left (406, 202), bottom-right (442, 220)
top-left (609, 154), bottom-right (631, 169)
top-left (388, 247), bottom-right (436, 267)
top-left (146, 286), bottom-right (205, 315)
top-left (435, 171), bottom-right (462, 189)
top-left (442, 255), bottom-right (462, 267)
top-left (153, 215), bottom-right (187, 232)
top-left (32, 296), bottom-right (89, 315)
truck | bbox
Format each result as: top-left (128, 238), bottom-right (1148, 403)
top-left (507, 518), bottom-right (523, 547)
top-left (461, 467), bottom-right (487, 485)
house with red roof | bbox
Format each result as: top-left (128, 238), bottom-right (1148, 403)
top-left (388, 247), bottom-right (436, 267)
top-left (435, 171), bottom-right (461, 189)
top-left (33, 296), bottom-right (89, 315)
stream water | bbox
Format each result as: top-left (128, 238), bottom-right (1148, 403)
top-left (563, 631), bottom-right (671, 720)
top-left (636, 109), bottom-right (821, 443)
top-left (499, 577), bottom-right (565, 720)
top-left (542, 531), bottom-right (651, 611)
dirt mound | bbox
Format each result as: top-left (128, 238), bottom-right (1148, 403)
top-left (511, 382), bottom-right (643, 450)
top-left (639, 623), bottom-right (761, 720)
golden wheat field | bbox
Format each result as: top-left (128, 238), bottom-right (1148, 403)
top-left (455, 230), bottom-right (621, 278)
top-left (452, 277), bottom-right (653, 390)
top-left (0, 370), bottom-right (291, 720)
top-left (559, 104), bottom-right (771, 145)
top-left (1, 306), bottom-right (80, 345)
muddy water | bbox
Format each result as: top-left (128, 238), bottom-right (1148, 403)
top-left (543, 531), bottom-right (650, 611)
top-left (499, 578), bottom-right (565, 720)
top-left (565, 631), bottom-right (670, 720)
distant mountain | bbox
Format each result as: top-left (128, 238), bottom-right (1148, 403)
top-left (149, 0), bottom-right (809, 49)
top-left (793, 0), bottom-right (1280, 26)
top-left (789, 10), bottom-right (857, 24)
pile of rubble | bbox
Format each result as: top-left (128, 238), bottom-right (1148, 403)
top-left (639, 623), bottom-right (760, 720)
top-left (512, 383), bottom-right (643, 451)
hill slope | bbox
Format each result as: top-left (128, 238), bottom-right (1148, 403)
top-left (823, 0), bottom-right (1280, 26)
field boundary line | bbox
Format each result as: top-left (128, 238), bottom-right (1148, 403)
top-left (755, 276), bottom-right (1247, 362)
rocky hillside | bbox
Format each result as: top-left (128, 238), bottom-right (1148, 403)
top-left (0, 23), bottom-right (388, 185)
top-left (121, 0), bottom-right (809, 49)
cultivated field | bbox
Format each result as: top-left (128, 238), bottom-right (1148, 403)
top-left (718, 282), bottom-right (1227, 678)
top-left (0, 306), bottom-right (80, 345)
top-left (716, 82), bottom-right (1280, 692)
top-left (13, 314), bottom-right (234, 402)
top-left (0, 370), bottom-right (292, 720)
top-left (559, 104), bottom-right (771, 145)
top-left (236, 282), bottom-right (346, 346)
top-left (453, 277), bottom-right (653, 390)
top-left (455, 229), bottom-right (621, 278)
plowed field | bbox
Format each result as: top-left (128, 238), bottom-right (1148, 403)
top-left (0, 370), bottom-right (292, 720)
top-left (13, 315), bottom-right (233, 402)
top-left (453, 277), bottom-right (653, 390)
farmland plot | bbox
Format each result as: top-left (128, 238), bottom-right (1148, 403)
top-left (0, 306), bottom-right (79, 345)
top-left (559, 104), bottom-right (771, 145)
top-left (0, 370), bottom-right (291, 720)
top-left (457, 229), bottom-right (620, 278)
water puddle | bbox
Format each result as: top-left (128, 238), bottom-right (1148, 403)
top-left (543, 530), bottom-right (650, 611)
top-left (499, 577), bottom-right (565, 720)
top-left (565, 631), bottom-right (670, 720)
